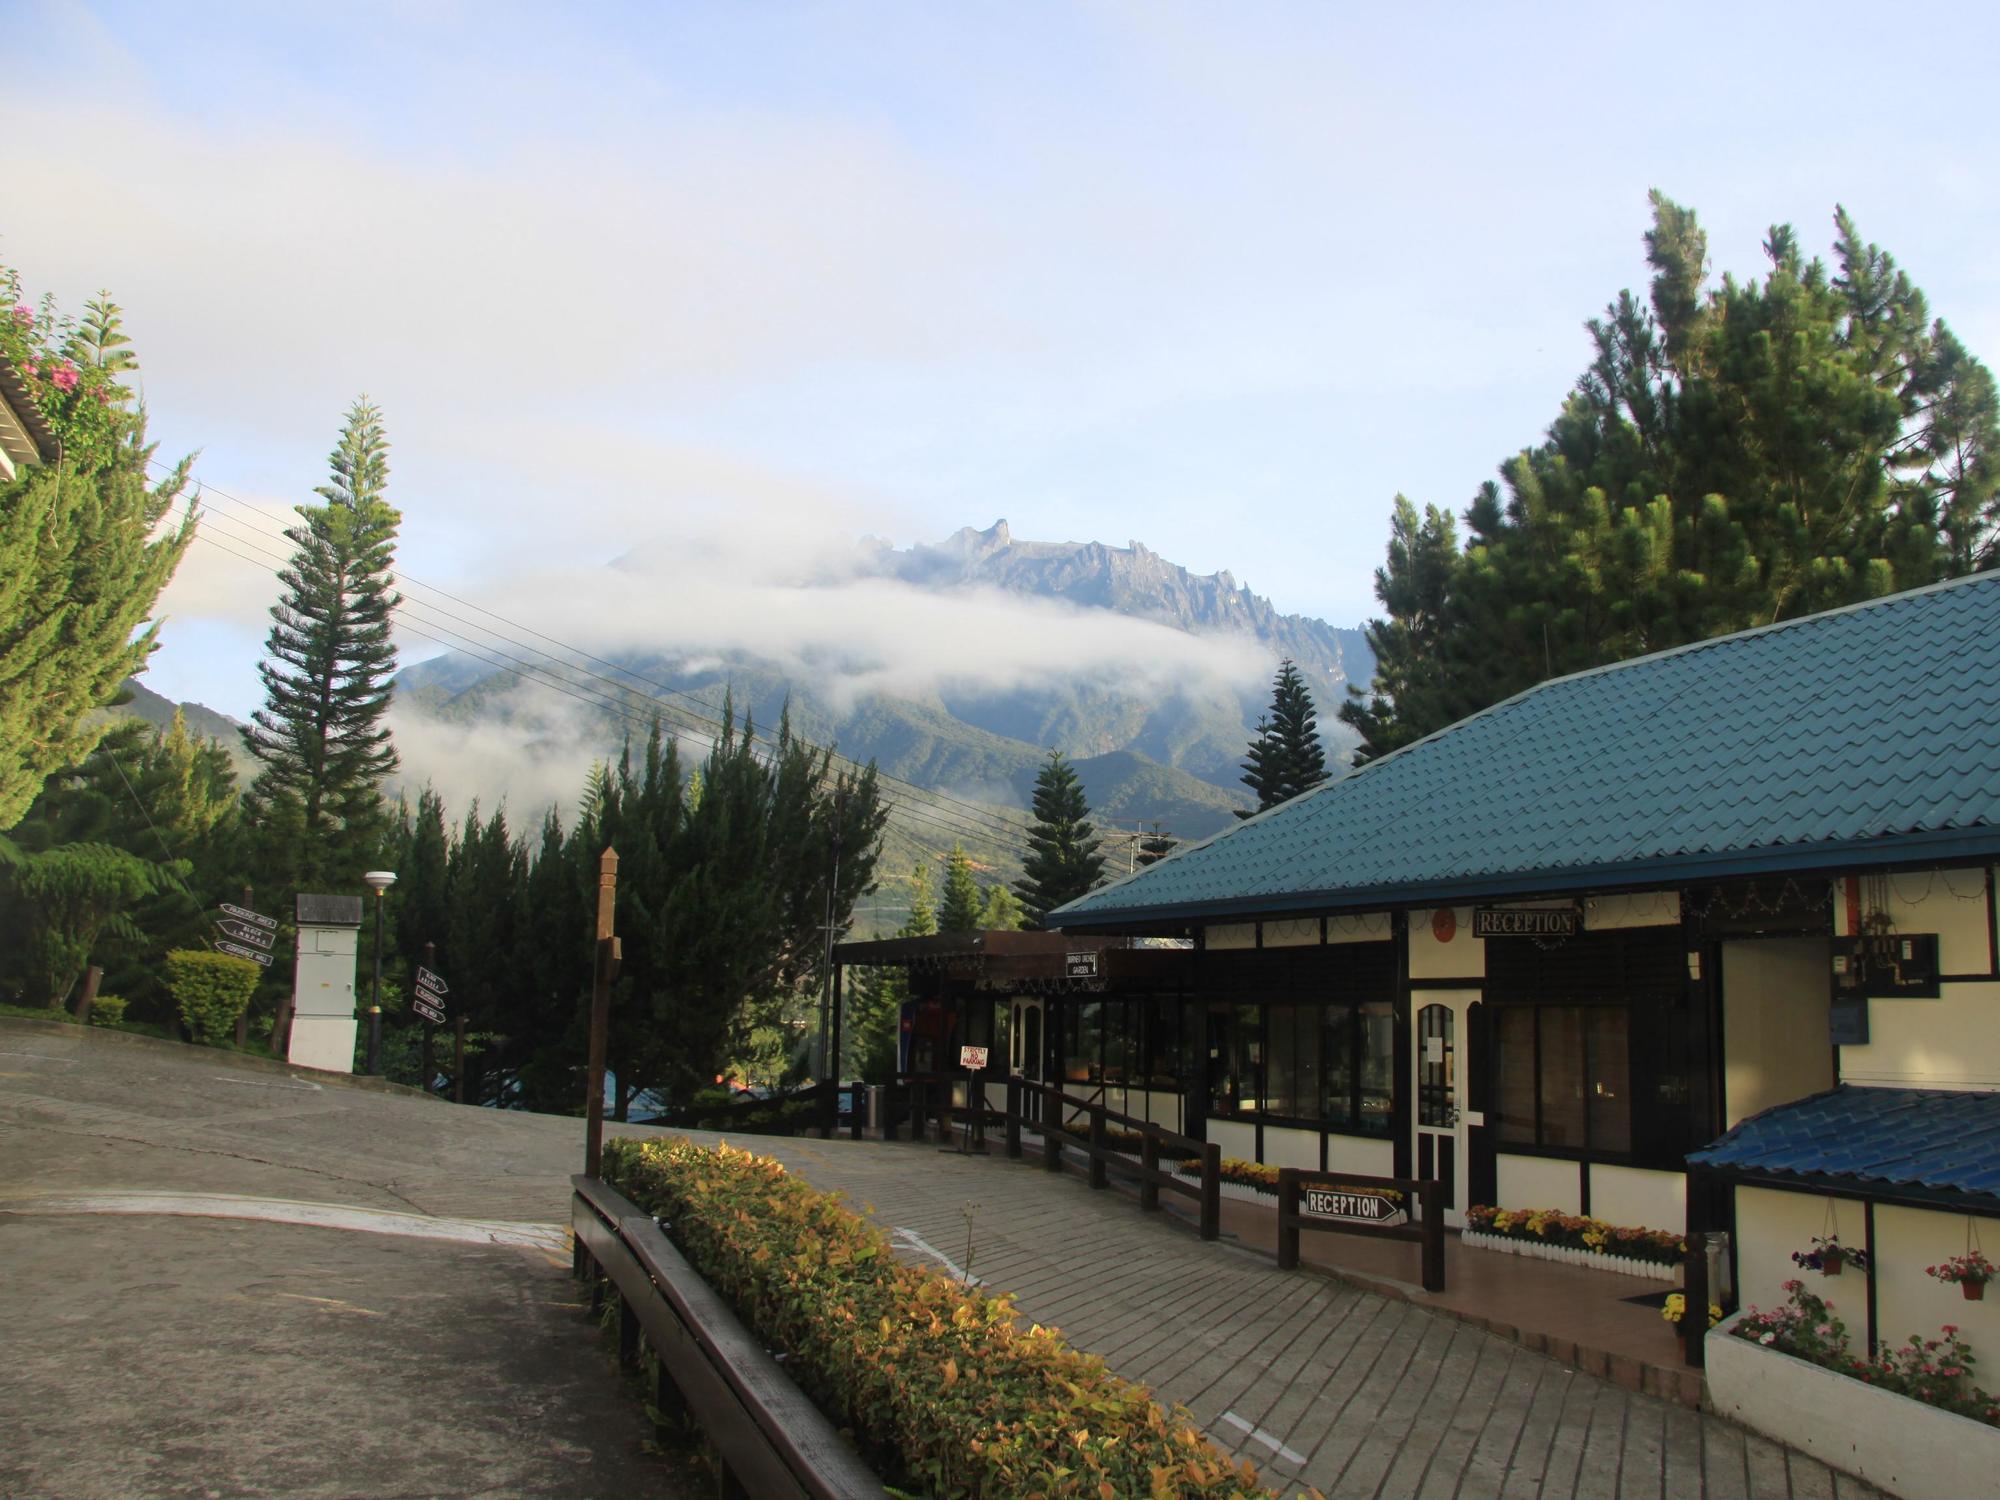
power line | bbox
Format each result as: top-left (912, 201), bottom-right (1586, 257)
top-left (179, 519), bottom-right (1031, 858)
top-left (160, 459), bottom-right (1039, 842)
top-left (164, 470), bottom-right (1040, 852)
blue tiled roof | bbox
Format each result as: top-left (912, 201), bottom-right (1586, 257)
top-left (1052, 573), bottom-right (2000, 926)
top-left (1689, 1086), bottom-right (2000, 1204)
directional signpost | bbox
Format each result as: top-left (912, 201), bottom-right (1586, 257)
top-left (212, 900), bottom-right (276, 968)
top-left (413, 963), bottom-right (448, 1027)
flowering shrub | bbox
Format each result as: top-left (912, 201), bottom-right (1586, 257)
top-left (1730, 1279), bottom-right (2000, 1427)
top-left (0, 272), bottom-right (141, 475)
top-left (1928, 1252), bottom-right (1997, 1288)
top-left (1660, 1293), bottom-right (1721, 1329)
top-left (602, 1137), bottom-right (1280, 1497)
top-left (1180, 1157), bottom-right (1281, 1194)
top-left (1464, 1204), bottom-right (1684, 1266)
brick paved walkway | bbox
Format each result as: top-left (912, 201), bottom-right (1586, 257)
top-left (740, 1133), bottom-right (1886, 1500)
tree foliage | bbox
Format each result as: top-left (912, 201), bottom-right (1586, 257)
top-left (0, 273), bottom-right (196, 829)
top-left (242, 398), bottom-right (401, 894)
top-left (1014, 750), bottom-right (1105, 928)
top-left (938, 842), bottom-right (983, 932)
top-left (1239, 659), bottom-right (1329, 813)
top-left (1342, 197), bottom-right (2000, 760)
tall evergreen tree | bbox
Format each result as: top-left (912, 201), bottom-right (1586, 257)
top-left (242, 399), bottom-right (402, 894)
top-left (938, 842), bottom-right (983, 932)
top-left (1014, 750), bottom-right (1105, 928)
top-left (0, 273), bottom-right (196, 829)
top-left (1241, 660), bottom-right (1329, 812)
top-left (1343, 197), bottom-right (2000, 759)
top-left (977, 880), bottom-right (1023, 931)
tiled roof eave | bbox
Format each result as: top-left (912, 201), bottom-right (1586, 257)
top-left (1049, 820), bottom-right (2000, 931)
top-left (1690, 1160), bottom-right (2000, 1217)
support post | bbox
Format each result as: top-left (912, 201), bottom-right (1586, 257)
top-left (72, 965), bottom-right (103, 1026)
top-left (1005, 1077), bottom-right (1022, 1159)
top-left (1044, 1087), bottom-right (1064, 1172)
top-left (1199, 1141), bottom-right (1221, 1241)
top-left (826, 962), bottom-right (845, 1140)
top-left (453, 1014), bottom-right (466, 1104)
top-left (1140, 1127), bottom-right (1160, 1213)
top-left (1277, 1168), bottom-right (1300, 1269)
top-left (618, 1295), bottom-right (640, 1373)
top-left (1420, 1180), bottom-right (1445, 1293)
top-left (1683, 1230), bottom-right (1709, 1369)
top-left (1088, 1105), bottom-right (1108, 1190)
top-left (584, 845), bottom-right (620, 1179)
top-left (420, 940), bottom-right (437, 1092)
top-left (232, 885), bottom-right (253, 1046)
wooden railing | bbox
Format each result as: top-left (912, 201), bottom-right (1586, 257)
top-left (1275, 1167), bottom-right (1445, 1291)
top-left (893, 1072), bottom-right (1220, 1242)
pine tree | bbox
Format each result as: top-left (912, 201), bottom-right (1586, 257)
top-left (242, 399), bottom-right (402, 894)
top-left (977, 881), bottom-right (1023, 930)
top-left (938, 842), bottom-right (983, 932)
top-left (1014, 750), bottom-right (1105, 928)
top-left (1342, 197), bottom-right (2000, 758)
top-left (1135, 822), bottom-right (1177, 867)
top-left (0, 279), bottom-right (196, 829)
top-left (1241, 660), bottom-right (1329, 812)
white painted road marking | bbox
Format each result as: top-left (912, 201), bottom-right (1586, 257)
top-left (0, 1052), bottom-right (78, 1064)
top-left (212, 1074), bottom-right (323, 1092)
top-left (11, 1191), bottom-right (570, 1252)
top-left (1219, 1410), bottom-right (1308, 1467)
top-left (892, 1226), bottom-right (984, 1284)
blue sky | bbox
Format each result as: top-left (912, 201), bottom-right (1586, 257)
top-left (8, 0), bottom-right (2000, 735)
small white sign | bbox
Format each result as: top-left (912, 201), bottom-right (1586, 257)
top-left (416, 966), bottom-right (449, 996)
top-left (412, 998), bottom-right (446, 1025)
top-left (219, 902), bottom-right (277, 931)
top-left (959, 1045), bottom-right (989, 1070)
top-left (1425, 1036), bottom-right (1445, 1064)
top-left (213, 939), bottom-right (274, 968)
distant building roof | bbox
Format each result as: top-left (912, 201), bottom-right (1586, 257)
top-left (1052, 572), bottom-right (2000, 928)
top-left (1689, 1085), bottom-right (2000, 1210)
top-left (296, 893), bottom-right (365, 927)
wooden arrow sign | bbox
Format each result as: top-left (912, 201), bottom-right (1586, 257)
top-left (214, 939), bottom-right (274, 968)
top-left (416, 966), bottom-right (448, 996)
top-left (215, 918), bottom-right (276, 950)
top-left (412, 997), bottom-right (446, 1025)
top-left (219, 902), bottom-right (277, 931)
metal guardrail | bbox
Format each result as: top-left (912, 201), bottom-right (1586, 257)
top-left (1275, 1166), bottom-right (1446, 1291)
top-left (570, 1174), bottom-right (885, 1499)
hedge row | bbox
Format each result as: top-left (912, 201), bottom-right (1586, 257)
top-left (601, 1137), bottom-right (1283, 1499)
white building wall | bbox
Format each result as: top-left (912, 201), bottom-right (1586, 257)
top-left (1837, 867), bottom-right (2000, 1089)
top-left (1723, 938), bottom-right (1835, 1128)
top-left (1496, 1153), bottom-right (1580, 1214)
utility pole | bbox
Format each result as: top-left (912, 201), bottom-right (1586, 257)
top-left (420, 940), bottom-right (436, 1092)
top-left (584, 845), bottom-right (620, 1177)
top-left (817, 791), bottom-right (846, 1139)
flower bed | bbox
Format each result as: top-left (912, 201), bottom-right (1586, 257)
top-left (1461, 1204), bottom-right (1681, 1281)
top-left (602, 1136), bottom-right (1274, 1498)
top-left (1178, 1157), bottom-right (1280, 1196)
top-left (1708, 1284), bottom-right (2000, 1500)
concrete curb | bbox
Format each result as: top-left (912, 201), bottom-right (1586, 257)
top-left (0, 1014), bottom-right (444, 1101)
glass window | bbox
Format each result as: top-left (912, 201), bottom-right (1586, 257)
top-left (1587, 1008), bottom-right (1631, 1154)
top-left (1357, 1001), bottom-right (1395, 1136)
top-left (1265, 1005), bottom-right (1319, 1120)
top-left (1066, 1001), bottom-right (1101, 1084)
top-left (1539, 1007), bottom-right (1586, 1147)
top-left (1495, 1007), bottom-right (1538, 1144)
top-left (1322, 1007), bottom-right (1355, 1127)
top-left (1145, 1004), bottom-right (1182, 1090)
top-left (1222, 1003), bottom-right (1262, 1114)
top-left (1102, 1001), bottom-right (1129, 1085)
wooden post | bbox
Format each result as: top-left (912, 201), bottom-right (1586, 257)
top-left (420, 940), bottom-right (436, 1092)
top-left (1683, 1231), bottom-right (1709, 1369)
top-left (452, 1014), bottom-right (466, 1104)
top-left (1277, 1168), bottom-right (1300, 1269)
top-left (232, 885), bottom-right (254, 1046)
top-left (1420, 1179), bottom-right (1446, 1292)
top-left (1139, 1126), bottom-right (1160, 1213)
top-left (1199, 1141), bottom-right (1221, 1242)
top-left (584, 846), bottom-right (619, 1179)
top-left (72, 965), bottom-right (104, 1025)
top-left (1045, 1087), bottom-right (1065, 1173)
top-left (1088, 1105), bottom-right (1108, 1190)
top-left (1005, 1078), bottom-right (1022, 1159)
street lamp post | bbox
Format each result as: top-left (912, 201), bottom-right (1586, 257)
top-left (362, 870), bottom-right (397, 1075)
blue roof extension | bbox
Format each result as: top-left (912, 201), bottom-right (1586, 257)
top-left (1689, 1086), bottom-right (2000, 1205)
top-left (1052, 572), bottom-right (2000, 927)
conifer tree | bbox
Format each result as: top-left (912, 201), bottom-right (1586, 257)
top-left (1241, 660), bottom-right (1329, 811)
top-left (938, 842), bottom-right (983, 932)
top-left (1014, 750), bottom-right (1105, 928)
top-left (977, 881), bottom-right (1023, 931)
top-left (242, 399), bottom-right (402, 894)
top-left (0, 274), bottom-right (196, 828)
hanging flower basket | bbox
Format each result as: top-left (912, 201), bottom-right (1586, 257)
top-left (1929, 1252), bottom-right (1996, 1300)
top-left (1966, 1281), bottom-right (1985, 1302)
top-left (1823, 1247), bottom-right (1845, 1276)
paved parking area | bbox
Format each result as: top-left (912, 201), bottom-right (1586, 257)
top-left (0, 1019), bottom-right (1884, 1499)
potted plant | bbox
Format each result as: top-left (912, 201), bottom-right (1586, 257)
top-left (1928, 1252), bottom-right (1998, 1301)
top-left (1792, 1236), bottom-right (1867, 1277)
top-left (1661, 1292), bottom-right (1721, 1341)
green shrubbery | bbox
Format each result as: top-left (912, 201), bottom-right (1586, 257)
top-left (602, 1137), bottom-right (1274, 1498)
top-left (88, 993), bottom-right (128, 1026)
top-left (164, 950), bottom-right (260, 1044)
